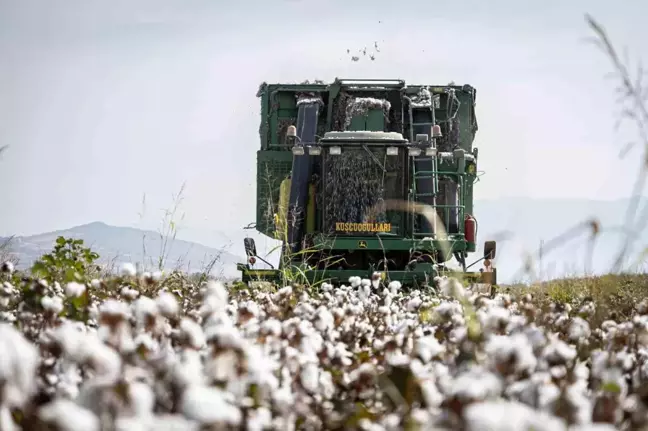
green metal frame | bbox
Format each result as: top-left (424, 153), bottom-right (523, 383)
top-left (244, 79), bottom-right (490, 290)
top-left (237, 262), bottom-right (496, 289)
top-left (312, 235), bottom-right (468, 253)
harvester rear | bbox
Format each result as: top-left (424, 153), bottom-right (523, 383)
top-left (238, 78), bottom-right (497, 291)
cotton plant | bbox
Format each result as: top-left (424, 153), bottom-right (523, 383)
top-left (5, 260), bottom-right (648, 429)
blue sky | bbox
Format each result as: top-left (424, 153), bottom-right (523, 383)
top-left (0, 0), bottom-right (646, 239)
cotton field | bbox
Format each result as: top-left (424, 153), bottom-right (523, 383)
top-left (0, 261), bottom-right (647, 431)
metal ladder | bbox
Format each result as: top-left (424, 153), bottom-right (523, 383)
top-left (407, 99), bottom-right (439, 237)
top-left (411, 155), bottom-right (438, 237)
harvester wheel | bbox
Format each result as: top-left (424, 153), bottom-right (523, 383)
top-left (484, 240), bottom-right (496, 260)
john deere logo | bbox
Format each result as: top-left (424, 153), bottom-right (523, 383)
top-left (358, 240), bottom-right (367, 248)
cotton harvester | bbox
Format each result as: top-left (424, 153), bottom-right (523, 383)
top-left (237, 78), bottom-right (497, 291)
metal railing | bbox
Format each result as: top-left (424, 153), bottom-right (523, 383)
top-left (410, 170), bottom-right (466, 238)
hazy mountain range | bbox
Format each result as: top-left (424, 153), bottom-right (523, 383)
top-left (0, 222), bottom-right (244, 279)
top-left (1, 197), bottom-right (647, 284)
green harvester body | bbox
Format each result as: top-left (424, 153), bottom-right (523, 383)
top-left (238, 78), bottom-right (496, 289)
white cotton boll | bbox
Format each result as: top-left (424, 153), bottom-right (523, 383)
top-left (127, 382), bottom-right (155, 417)
top-left (359, 284), bottom-right (371, 301)
top-left (543, 336), bottom-right (577, 365)
top-left (134, 332), bottom-right (158, 353)
top-left (549, 365), bottom-right (567, 380)
top-left (371, 278), bottom-right (381, 290)
top-left (205, 350), bottom-right (238, 383)
top-left (483, 306), bottom-right (510, 333)
top-left (272, 385), bottom-right (295, 414)
top-left (120, 287), bottom-right (139, 300)
top-left (180, 385), bottom-right (242, 426)
top-left (420, 379), bottom-right (444, 408)
top-left (41, 295), bottom-right (64, 314)
top-left (451, 366), bottom-right (503, 402)
top-left (47, 321), bottom-right (87, 357)
top-left (38, 399), bottom-right (99, 431)
top-left (56, 364), bottom-right (83, 399)
top-left (85, 304), bottom-right (99, 322)
top-left (314, 306), bottom-right (334, 332)
top-left (245, 345), bottom-right (279, 390)
top-left (1, 281), bottom-right (15, 295)
top-left (133, 296), bottom-right (158, 319)
top-left (463, 400), bottom-right (566, 431)
top-left (76, 381), bottom-right (117, 416)
top-left (179, 318), bottom-right (206, 349)
top-left (0, 311), bottom-right (15, 322)
top-left (299, 291), bottom-right (310, 303)
top-left (113, 418), bottom-right (148, 431)
top-left (65, 281), bottom-right (86, 298)
top-left (620, 351), bottom-right (635, 372)
top-left (201, 281), bottom-right (229, 315)
top-left (386, 351), bottom-right (411, 367)
top-left (247, 407), bottom-right (272, 431)
top-left (120, 262), bottom-right (137, 277)
top-left (0, 406), bottom-right (17, 431)
top-left (388, 281), bottom-right (401, 295)
top-left (100, 299), bottom-right (131, 320)
top-left (349, 363), bottom-right (376, 384)
top-left (204, 322), bottom-right (244, 350)
top-left (116, 415), bottom-right (200, 431)
top-left (157, 291), bottom-right (179, 316)
top-left (0, 323), bottom-right (39, 408)
top-left (570, 425), bottom-right (617, 431)
top-left (91, 340), bottom-right (123, 377)
top-left (241, 300), bottom-right (260, 317)
top-left (407, 296), bottom-right (422, 312)
top-left (301, 335), bottom-right (323, 360)
top-left (171, 350), bottom-right (206, 388)
top-left (319, 370), bottom-right (336, 399)
top-left (484, 334), bottom-right (537, 375)
top-left (261, 318), bottom-right (282, 336)
top-left (380, 413), bottom-right (401, 430)
top-left (321, 282), bottom-right (333, 292)
top-left (64, 334), bottom-right (121, 380)
top-left (300, 362), bottom-right (320, 393)
top-left (507, 314), bottom-right (527, 332)
top-left (568, 317), bottom-right (591, 342)
top-left (276, 285), bottom-right (293, 298)
top-left (415, 335), bottom-right (445, 362)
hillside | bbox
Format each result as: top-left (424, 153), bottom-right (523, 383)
top-left (1, 221), bottom-right (243, 279)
